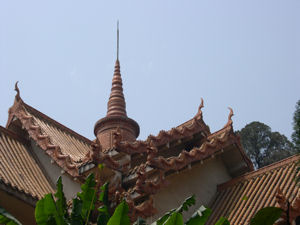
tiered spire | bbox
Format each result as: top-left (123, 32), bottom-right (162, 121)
top-left (94, 22), bottom-right (140, 149)
top-left (106, 60), bottom-right (127, 117)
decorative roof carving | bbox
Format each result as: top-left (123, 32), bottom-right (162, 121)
top-left (6, 93), bottom-right (91, 177)
top-left (146, 116), bottom-right (208, 146)
top-left (194, 98), bottom-right (204, 120)
top-left (135, 164), bottom-right (165, 195)
top-left (113, 115), bottom-right (209, 155)
top-left (118, 120), bottom-right (254, 220)
top-left (126, 195), bottom-right (157, 221)
top-left (14, 81), bottom-right (21, 101)
top-left (148, 126), bottom-right (234, 171)
top-left (83, 139), bottom-right (121, 172)
top-left (4, 82), bottom-right (254, 221)
top-left (223, 107), bottom-right (234, 129)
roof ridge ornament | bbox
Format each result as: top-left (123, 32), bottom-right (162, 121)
top-left (14, 81), bottom-right (21, 101)
top-left (194, 98), bottom-right (204, 119)
top-left (223, 107), bottom-right (234, 128)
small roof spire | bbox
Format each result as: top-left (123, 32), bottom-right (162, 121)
top-left (117, 20), bottom-right (119, 61)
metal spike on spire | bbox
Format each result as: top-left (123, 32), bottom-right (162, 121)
top-left (117, 20), bottom-right (119, 61)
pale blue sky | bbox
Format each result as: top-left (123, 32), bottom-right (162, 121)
top-left (0, 1), bottom-right (299, 141)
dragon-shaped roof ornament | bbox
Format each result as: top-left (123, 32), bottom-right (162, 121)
top-left (194, 98), bottom-right (204, 120)
top-left (223, 107), bottom-right (234, 128)
top-left (14, 81), bottom-right (21, 101)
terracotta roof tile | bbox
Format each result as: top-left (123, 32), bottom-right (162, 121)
top-left (148, 125), bottom-right (252, 172)
top-left (112, 101), bottom-right (210, 155)
top-left (120, 123), bottom-right (254, 221)
top-left (28, 109), bottom-right (90, 162)
top-left (0, 126), bottom-right (54, 199)
top-left (7, 98), bottom-right (92, 177)
top-left (207, 154), bottom-right (299, 225)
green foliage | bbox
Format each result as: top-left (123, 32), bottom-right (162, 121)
top-left (153, 210), bottom-right (175, 225)
top-left (77, 173), bottom-right (97, 222)
top-left (154, 195), bottom-right (196, 225)
top-left (3, 172), bottom-right (285, 225)
top-left (163, 212), bottom-right (183, 225)
top-left (97, 205), bottom-right (110, 225)
top-left (176, 195), bottom-right (196, 214)
top-left (238, 121), bottom-right (296, 168)
top-left (35, 193), bottom-right (65, 225)
top-left (34, 173), bottom-right (122, 225)
top-left (35, 175), bottom-right (96, 225)
top-left (250, 207), bottom-right (283, 225)
top-left (97, 182), bottom-right (110, 225)
top-left (214, 217), bottom-right (230, 225)
top-left (99, 182), bottom-right (109, 206)
top-left (0, 206), bottom-right (22, 225)
top-left (153, 196), bottom-right (221, 225)
top-left (55, 177), bottom-right (68, 221)
top-left (133, 217), bottom-right (146, 225)
top-left (292, 99), bottom-right (300, 151)
top-left (106, 201), bottom-right (130, 225)
top-left (185, 206), bottom-right (211, 225)
top-left (70, 198), bottom-right (83, 225)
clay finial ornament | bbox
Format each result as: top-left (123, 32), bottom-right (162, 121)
top-left (14, 81), bottom-right (21, 101)
top-left (195, 98), bottom-right (204, 119)
top-left (228, 107), bottom-right (234, 122)
top-left (223, 107), bottom-right (234, 128)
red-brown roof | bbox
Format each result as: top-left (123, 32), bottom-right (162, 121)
top-left (207, 154), bottom-right (299, 225)
top-left (4, 83), bottom-right (254, 222)
top-left (113, 100), bottom-right (210, 155)
top-left (23, 103), bottom-right (92, 162)
top-left (0, 126), bottom-right (54, 200)
top-left (148, 125), bottom-right (252, 172)
top-left (6, 96), bottom-right (92, 177)
top-left (119, 115), bottom-right (253, 221)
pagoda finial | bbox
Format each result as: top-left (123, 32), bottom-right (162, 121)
top-left (106, 23), bottom-right (127, 117)
top-left (93, 23), bottom-right (140, 148)
top-left (117, 20), bottom-right (119, 61)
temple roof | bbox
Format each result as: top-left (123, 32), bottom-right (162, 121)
top-left (0, 126), bottom-right (54, 201)
top-left (115, 109), bottom-right (254, 220)
top-left (3, 82), bottom-right (254, 221)
top-left (207, 154), bottom-right (299, 225)
top-left (6, 92), bottom-right (93, 177)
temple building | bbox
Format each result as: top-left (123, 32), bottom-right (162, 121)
top-left (0, 32), bottom-right (299, 224)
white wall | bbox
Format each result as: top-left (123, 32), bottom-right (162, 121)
top-left (149, 157), bottom-right (231, 223)
top-left (31, 141), bottom-right (81, 200)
